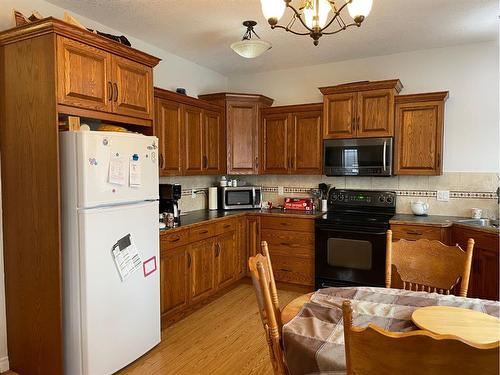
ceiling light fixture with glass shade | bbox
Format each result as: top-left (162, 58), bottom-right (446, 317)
top-left (260, 0), bottom-right (373, 46)
top-left (231, 20), bottom-right (272, 58)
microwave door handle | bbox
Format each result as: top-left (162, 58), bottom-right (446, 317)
top-left (383, 140), bottom-right (387, 172)
top-left (252, 188), bottom-right (256, 207)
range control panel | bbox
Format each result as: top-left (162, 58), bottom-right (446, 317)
top-left (328, 189), bottom-right (396, 208)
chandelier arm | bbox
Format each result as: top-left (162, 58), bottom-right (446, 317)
top-left (284, 3), bottom-right (314, 33)
top-left (319, 1), bottom-right (352, 33)
top-left (251, 29), bottom-right (261, 39)
top-left (321, 22), bottom-right (359, 35)
top-left (272, 24), bottom-right (311, 36)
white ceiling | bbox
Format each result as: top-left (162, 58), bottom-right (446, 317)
top-left (46, 0), bottom-right (498, 76)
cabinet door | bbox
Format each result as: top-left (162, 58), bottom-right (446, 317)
top-left (160, 246), bottom-right (189, 316)
top-left (226, 101), bottom-right (259, 174)
top-left (395, 101), bottom-right (444, 175)
top-left (261, 113), bottom-right (289, 174)
top-left (189, 239), bottom-right (215, 303)
top-left (56, 36), bottom-right (111, 112)
top-left (112, 55), bottom-right (153, 120)
top-left (154, 99), bottom-right (183, 176)
top-left (357, 89), bottom-right (395, 137)
top-left (183, 105), bottom-right (204, 175)
top-left (215, 231), bottom-right (237, 289)
top-left (473, 249), bottom-right (499, 300)
top-left (246, 216), bottom-right (261, 274)
top-left (203, 110), bottom-right (225, 174)
top-left (289, 111), bottom-right (323, 175)
top-left (323, 93), bottom-right (356, 139)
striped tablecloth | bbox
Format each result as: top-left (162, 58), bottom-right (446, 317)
top-left (282, 287), bottom-right (500, 375)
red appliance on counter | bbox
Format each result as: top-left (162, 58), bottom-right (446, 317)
top-left (284, 197), bottom-right (314, 211)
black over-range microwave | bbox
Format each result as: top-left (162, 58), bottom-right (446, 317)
top-left (323, 137), bottom-right (393, 177)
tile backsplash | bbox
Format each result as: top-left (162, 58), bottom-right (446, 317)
top-left (161, 172), bottom-right (499, 219)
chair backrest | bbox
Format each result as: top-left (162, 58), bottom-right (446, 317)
top-left (248, 241), bottom-right (286, 375)
top-left (386, 230), bottom-right (474, 296)
top-left (342, 300), bottom-right (500, 375)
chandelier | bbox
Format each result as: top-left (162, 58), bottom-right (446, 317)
top-left (230, 21), bottom-right (272, 58)
top-left (260, 0), bottom-right (373, 45)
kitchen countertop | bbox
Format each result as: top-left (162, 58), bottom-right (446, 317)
top-left (390, 214), bottom-right (499, 234)
top-left (160, 208), bottom-right (323, 233)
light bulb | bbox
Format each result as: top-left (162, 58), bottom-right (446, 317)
top-left (260, 0), bottom-right (286, 25)
top-left (304, 0), bottom-right (331, 30)
top-left (346, 0), bottom-right (373, 23)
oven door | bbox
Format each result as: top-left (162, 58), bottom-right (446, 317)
top-left (323, 138), bottom-right (392, 176)
top-left (315, 224), bottom-right (387, 288)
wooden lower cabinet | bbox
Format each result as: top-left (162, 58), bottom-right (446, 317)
top-left (452, 226), bottom-right (499, 300)
top-left (160, 245), bottom-right (189, 316)
top-left (261, 217), bottom-right (315, 286)
top-left (215, 230), bottom-right (237, 289)
top-left (390, 224), bottom-right (451, 244)
top-left (189, 238), bottom-right (216, 303)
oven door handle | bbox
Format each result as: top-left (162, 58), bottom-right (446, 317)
top-left (317, 227), bottom-right (387, 236)
top-left (383, 140), bottom-right (387, 172)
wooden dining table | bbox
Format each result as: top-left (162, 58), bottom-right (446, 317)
top-left (280, 286), bottom-right (500, 375)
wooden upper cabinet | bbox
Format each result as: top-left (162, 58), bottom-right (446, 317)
top-left (320, 79), bottom-right (402, 139)
top-left (198, 93), bottom-right (274, 175)
top-left (203, 110), bottom-right (225, 174)
top-left (323, 92), bottom-right (356, 139)
top-left (111, 55), bottom-right (153, 120)
top-left (184, 105), bottom-right (204, 175)
top-left (261, 112), bottom-right (290, 174)
top-left (154, 98), bottom-right (183, 176)
top-left (261, 103), bottom-right (323, 175)
top-left (357, 89), bottom-right (394, 137)
top-left (55, 29), bottom-right (158, 125)
top-left (57, 36), bottom-right (111, 112)
top-left (394, 92), bottom-right (448, 175)
top-left (290, 109), bottom-right (323, 174)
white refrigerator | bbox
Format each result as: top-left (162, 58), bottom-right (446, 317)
top-left (60, 131), bottom-right (161, 375)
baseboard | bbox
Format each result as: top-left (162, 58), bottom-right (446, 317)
top-left (0, 356), bottom-right (9, 373)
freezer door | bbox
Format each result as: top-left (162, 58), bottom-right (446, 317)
top-left (76, 131), bottom-right (159, 208)
top-left (78, 202), bottom-right (160, 375)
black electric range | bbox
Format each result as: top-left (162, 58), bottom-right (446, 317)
top-left (315, 189), bottom-right (396, 289)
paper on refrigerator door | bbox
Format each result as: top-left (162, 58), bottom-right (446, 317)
top-left (109, 156), bottom-right (126, 185)
top-left (112, 234), bottom-right (142, 281)
top-left (129, 157), bottom-right (142, 187)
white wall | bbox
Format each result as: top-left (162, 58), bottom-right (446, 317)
top-left (228, 41), bottom-right (500, 173)
top-left (0, 1), bottom-right (228, 371)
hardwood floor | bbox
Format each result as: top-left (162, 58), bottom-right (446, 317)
top-left (118, 281), bottom-right (302, 375)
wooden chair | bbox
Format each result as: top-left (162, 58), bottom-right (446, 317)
top-left (342, 300), bottom-right (500, 375)
top-left (386, 230), bottom-right (474, 296)
top-left (248, 241), bottom-right (287, 375)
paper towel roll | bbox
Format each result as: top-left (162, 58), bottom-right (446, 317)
top-left (208, 187), bottom-right (218, 210)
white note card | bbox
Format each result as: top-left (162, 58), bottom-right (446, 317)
top-left (109, 156), bottom-right (126, 185)
top-left (129, 158), bottom-right (142, 186)
top-left (112, 234), bottom-right (142, 282)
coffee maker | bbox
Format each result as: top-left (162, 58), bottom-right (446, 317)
top-left (160, 184), bottom-right (182, 226)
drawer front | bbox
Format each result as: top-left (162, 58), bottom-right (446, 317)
top-left (452, 227), bottom-right (499, 252)
top-left (271, 255), bottom-right (314, 286)
top-left (190, 224), bottom-right (217, 242)
top-left (261, 216), bottom-right (314, 232)
top-left (160, 229), bottom-right (190, 250)
top-left (391, 224), bottom-right (443, 241)
top-left (261, 229), bottom-right (314, 258)
top-left (216, 219), bottom-right (238, 235)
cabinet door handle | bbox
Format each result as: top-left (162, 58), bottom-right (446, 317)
top-left (357, 116), bottom-right (361, 131)
top-left (168, 235), bottom-right (180, 243)
top-left (113, 83), bottom-right (118, 102)
top-left (407, 231), bottom-right (423, 236)
top-left (437, 152), bottom-right (441, 168)
top-left (203, 155), bottom-right (208, 169)
top-left (107, 81), bottom-right (113, 101)
top-left (159, 153), bottom-right (164, 169)
top-left (215, 243), bottom-right (221, 257)
top-left (198, 230), bottom-right (209, 235)
top-left (280, 268), bottom-right (292, 272)
top-left (223, 224), bottom-right (231, 229)
top-left (255, 156), bottom-right (259, 169)
top-left (187, 253), bottom-right (191, 268)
